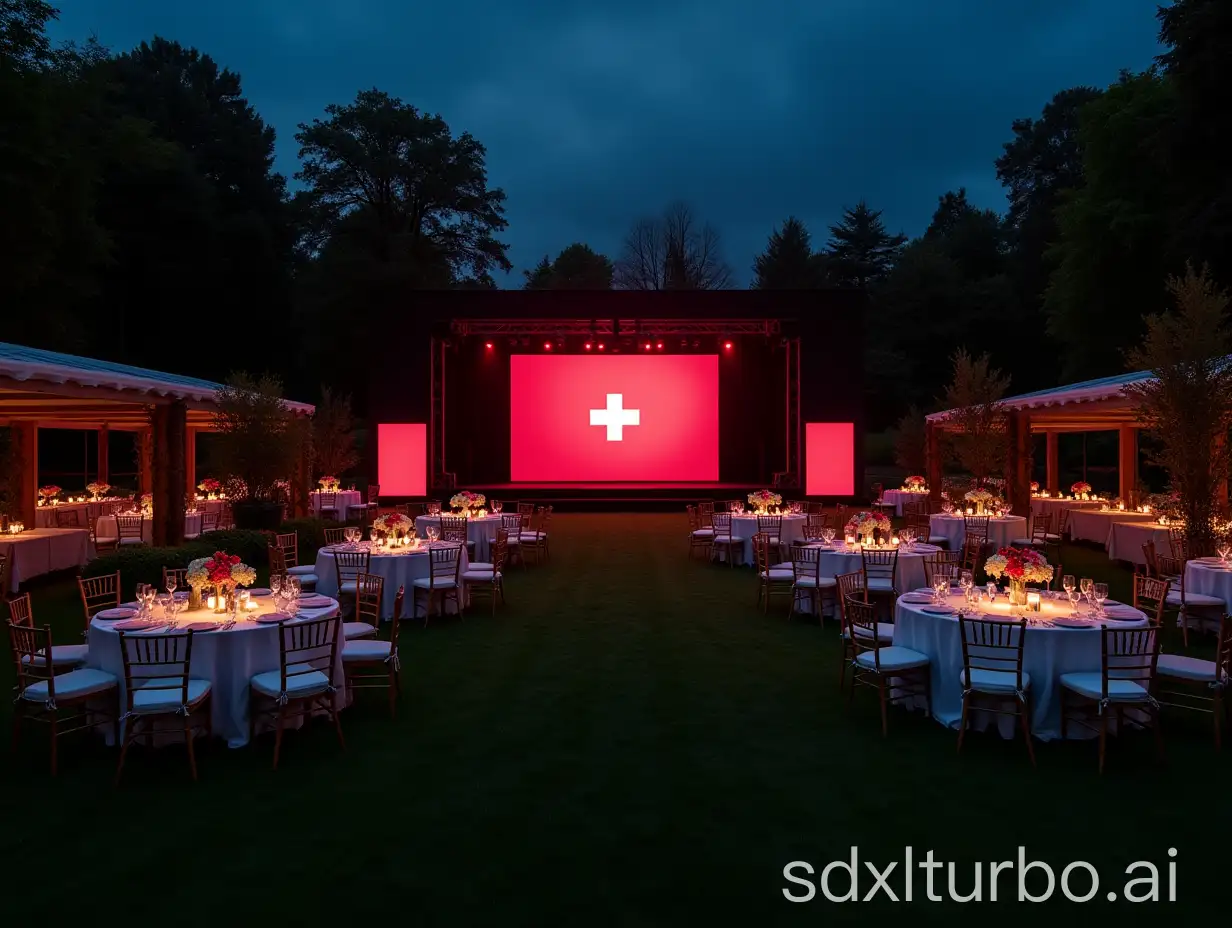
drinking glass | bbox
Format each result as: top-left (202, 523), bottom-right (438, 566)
top-left (165, 574), bottom-right (177, 597)
top-left (1220, 544), bottom-right (1231, 564)
top-left (493, 501), bottom-right (503, 514)
top-left (1080, 577), bottom-right (1094, 608)
top-left (427, 526), bottom-right (439, 544)
top-left (933, 575), bottom-right (948, 605)
top-left (822, 527), bottom-right (836, 546)
top-left (1093, 582), bottom-right (1108, 616)
top-left (1062, 574), bottom-right (1075, 597)
top-left (270, 574), bottom-right (283, 599)
top-left (1068, 587), bottom-right (1081, 615)
top-left (287, 576), bottom-right (301, 612)
top-left (986, 581), bottom-right (997, 603)
top-left (960, 570), bottom-right (973, 594)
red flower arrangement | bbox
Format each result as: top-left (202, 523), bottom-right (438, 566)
top-left (205, 551), bottom-right (241, 584)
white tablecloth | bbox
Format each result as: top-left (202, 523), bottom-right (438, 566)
top-left (95, 512), bottom-right (203, 545)
top-left (881, 489), bottom-right (929, 517)
top-left (893, 593), bottom-right (1148, 740)
top-left (311, 490), bottom-right (364, 519)
top-left (415, 514), bottom-right (502, 562)
top-left (0, 528), bottom-right (90, 591)
top-left (727, 514), bottom-right (808, 565)
top-left (1030, 498), bottom-right (1104, 524)
top-left (87, 595), bottom-right (343, 748)
top-left (1106, 521), bottom-right (1173, 566)
top-left (314, 542), bottom-right (470, 617)
top-left (928, 514), bottom-right (1026, 551)
top-left (812, 542), bottom-right (941, 591)
top-left (1183, 560), bottom-right (1232, 607)
top-left (1067, 509), bottom-right (1157, 546)
top-left (34, 502), bottom-right (90, 528)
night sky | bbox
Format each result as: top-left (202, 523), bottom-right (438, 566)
top-left (51, 0), bottom-right (1163, 285)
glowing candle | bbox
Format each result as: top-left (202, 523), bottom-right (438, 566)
top-left (891, 535), bottom-right (900, 546)
top-left (1026, 592), bottom-right (1041, 612)
top-left (207, 595), bottom-right (217, 610)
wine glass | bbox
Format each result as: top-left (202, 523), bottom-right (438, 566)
top-left (165, 573), bottom-right (177, 598)
top-left (270, 574), bottom-right (283, 601)
top-left (960, 570), bottom-right (974, 597)
top-left (287, 576), bottom-right (301, 612)
top-left (821, 526), bottom-right (835, 547)
top-left (933, 574), bottom-right (948, 605)
top-left (1080, 578), bottom-right (1094, 609)
top-left (986, 581), bottom-right (997, 604)
top-left (1093, 582), bottom-right (1108, 616)
top-left (426, 526), bottom-right (439, 544)
top-left (1219, 543), bottom-right (1231, 564)
top-left (158, 593), bottom-right (174, 626)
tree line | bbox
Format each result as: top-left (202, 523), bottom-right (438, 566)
top-left (2, 0), bottom-right (1229, 425)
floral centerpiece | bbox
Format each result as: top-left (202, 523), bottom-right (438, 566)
top-left (747, 489), bottom-right (782, 515)
top-left (185, 557), bottom-right (210, 609)
top-left (984, 546), bottom-right (1054, 606)
top-left (844, 511), bottom-right (892, 545)
top-left (195, 551), bottom-right (255, 613)
top-left (450, 490), bottom-right (486, 515)
top-left (373, 512), bottom-right (412, 541)
top-left (319, 475), bottom-right (340, 491)
top-left (964, 488), bottom-right (995, 514)
top-left (197, 478), bottom-right (221, 498)
top-left (86, 482), bottom-right (110, 500)
top-left (1030, 481), bottom-right (1040, 494)
top-left (1071, 481), bottom-right (1092, 499)
top-left (903, 476), bottom-right (926, 491)
top-left (139, 492), bottom-right (153, 516)
top-left (38, 485), bottom-right (61, 505)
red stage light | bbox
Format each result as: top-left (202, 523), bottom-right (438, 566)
top-left (597, 343), bottom-right (605, 350)
top-left (584, 342), bottom-right (592, 350)
top-left (485, 342), bottom-right (493, 350)
top-left (644, 342), bottom-right (652, 351)
top-left (543, 341), bottom-right (552, 350)
top-left (509, 355), bottom-right (719, 481)
top-left (656, 342), bottom-right (663, 350)
top-left (723, 341), bottom-right (733, 351)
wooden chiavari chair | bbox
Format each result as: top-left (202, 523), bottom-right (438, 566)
top-left (756, 513), bottom-right (783, 556)
top-left (907, 511), bottom-right (941, 547)
top-left (709, 512), bottom-right (739, 567)
top-left (8, 620), bottom-right (119, 775)
top-left (1156, 550), bottom-right (1223, 647)
top-left (957, 615), bottom-right (1034, 765)
top-left (316, 491), bottom-right (340, 521)
top-left (844, 596), bottom-right (930, 736)
top-left (462, 531), bottom-right (509, 615)
top-left (347, 484), bottom-right (380, 522)
top-left (802, 512), bottom-right (831, 542)
top-left (249, 615), bottom-right (344, 769)
top-left (697, 501), bottom-right (715, 527)
top-left (344, 572), bottom-right (384, 640)
top-left (836, 574), bottom-right (893, 691)
top-left (520, 506), bottom-right (552, 564)
top-left (116, 514), bottom-right (145, 547)
top-left (332, 549), bottom-right (371, 603)
top-left (959, 537), bottom-right (984, 575)
top-left (115, 629), bottom-right (212, 784)
top-left (754, 533), bottom-right (793, 614)
top-left (440, 515), bottom-right (475, 559)
top-left (1156, 615), bottom-right (1231, 749)
top-left (268, 544), bottom-right (289, 585)
top-left (413, 543), bottom-right (462, 622)
top-left (787, 543), bottom-right (836, 621)
top-left (1060, 626), bottom-right (1163, 773)
top-left (1168, 527), bottom-right (1189, 561)
top-left (342, 586), bottom-right (405, 716)
top-left (1012, 513), bottom-right (1055, 550)
top-left (54, 506), bottom-right (83, 528)
top-left (500, 514), bottom-right (525, 567)
top-left (217, 500), bottom-right (234, 529)
top-left (1132, 574), bottom-right (1171, 627)
top-left (963, 514), bottom-right (991, 548)
top-left (923, 550), bottom-right (962, 588)
top-left (323, 526), bottom-right (348, 546)
top-left (200, 510), bottom-right (220, 534)
top-left (687, 505), bottom-right (714, 558)
top-left (78, 571), bottom-right (121, 638)
top-left (861, 547), bottom-right (899, 598)
top-left (7, 593), bottom-right (88, 668)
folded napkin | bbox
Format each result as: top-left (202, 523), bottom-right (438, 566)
top-left (256, 613), bottom-right (292, 624)
top-left (114, 619), bottom-right (158, 631)
top-left (180, 621), bottom-right (219, 632)
top-left (95, 607), bottom-right (136, 621)
top-left (297, 595), bottom-right (333, 608)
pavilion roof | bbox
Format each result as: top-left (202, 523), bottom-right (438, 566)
top-left (926, 368), bottom-right (1155, 428)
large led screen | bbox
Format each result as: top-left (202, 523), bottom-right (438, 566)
top-left (510, 355), bottom-right (719, 481)
top-left (805, 422), bottom-right (855, 496)
top-left (377, 423), bottom-right (427, 497)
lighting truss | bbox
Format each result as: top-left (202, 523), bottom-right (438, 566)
top-left (449, 318), bottom-right (781, 338)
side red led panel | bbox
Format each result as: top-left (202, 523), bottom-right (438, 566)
top-left (805, 422), bottom-right (855, 496)
top-left (377, 423), bottom-right (427, 497)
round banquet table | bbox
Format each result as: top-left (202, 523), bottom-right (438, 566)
top-left (892, 592), bottom-right (1148, 740)
top-left (310, 490), bottom-right (363, 519)
top-left (728, 514), bottom-right (808, 565)
top-left (928, 513), bottom-right (1025, 552)
top-left (34, 502), bottom-right (90, 528)
top-left (95, 512), bottom-right (202, 545)
top-left (1030, 497), bottom-right (1104, 523)
top-left (810, 541), bottom-right (941, 591)
top-left (314, 541), bottom-right (470, 618)
top-left (1181, 560), bottom-right (1232, 634)
top-left (1106, 520), bottom-right (1173, 566)
top-left (86, 594), bottom-right (343, 748)
top-left (1067, 508), bottom-right (1157, 546)
top-left (415, 513), bottom-right (502, 562)
top-left (881, 488), bottom-right (929, 516)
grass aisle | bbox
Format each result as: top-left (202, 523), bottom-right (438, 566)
top-left (1, 514), bottom-right (1227, 923)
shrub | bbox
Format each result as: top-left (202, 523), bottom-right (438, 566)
top-left (196, 529), bottom-right (272, 566)
top-left (278, 517), bottom-right (364, 562)
top-left (83, 544), bottom-right (215, 598)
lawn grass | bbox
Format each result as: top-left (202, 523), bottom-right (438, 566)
top-left (1, 513), bottom-right (1227, 924)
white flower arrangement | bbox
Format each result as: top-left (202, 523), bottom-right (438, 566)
top-left (231, 563), bottom-right (257, 587)
top-left (844, 511), bottom-right (893, 538)
top-left (747, 489), bottom-right (782, 513)
top-left (903, 476), bottom-right (926, 490)
top-left (319, 475), bottom-right (340, 491)
top-left (86, 482), bottom-right (110, 498)
top-left (450, 490), bottom-right (486, 511)
top-left (964, 488), bottom-right (995, 504)
top-left (984, 547), bottom-right (1054, 585)
top-left (373, 512), bottom-right (412, 536)
top-left (185, 558), bottom-right (209, 591)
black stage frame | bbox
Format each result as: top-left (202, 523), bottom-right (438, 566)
top-left (367, 291), bottom-right (865, 503)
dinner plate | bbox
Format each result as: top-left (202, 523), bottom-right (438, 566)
top-left (113, 619), bottom-right (158, 631)
top-left (95, 607), bottom-right (137, 621)
top-left (921, 606), bottom-right (955, 615)
top-left (180, 621), bottom-right (219, 632)
top-left (900, 594), bottom-right (933, 604)
top-left (255, 613), bottom-right (293, 624)
top-left (1052, 616), bottom-right (1093, 629)
top-left (247, 587), bottom-right (272, 596)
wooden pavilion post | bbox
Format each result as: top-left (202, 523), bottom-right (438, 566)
top-left (184, 427), bottom-right (197, 501)
top-left (138, 426), bottom-right (153, 496)
top-left (1117, 425), bottom-right (1139, 502)
top-left (12, 422), bottom-right (38, 528)
top-left (149, 402), bottom-right (186, 547)
top-left (1045, 431), bottom-right (1059, 494)
top-left (1215, 432), bottom-right (1228, 510)
top-left (293, 443), bottom-right (311, 518)
top-left (925, 419), bottom-right (942, 503)
top-left (96, 424), bottom-right (109, 485)
top-left (1005, 410), bottom-right (1032, 516)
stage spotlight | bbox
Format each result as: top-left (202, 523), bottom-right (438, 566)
top-left (584, 342), bottom-right (592, 350)
top-left (656, 341), bottom-right (664, 350)
top-left (484, 341), bottom-right (493, 350)
top-left (597, 342), bottom-right (605, 351)
top-left (644, 342), bottom-right (652, 351)
top-left (543, 341), bottom-right (552, 350)
top-left (723, 341), bottom-right (733, 351)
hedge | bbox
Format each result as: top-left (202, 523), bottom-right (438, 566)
top-left (278, 517), bottom-right (364, 562)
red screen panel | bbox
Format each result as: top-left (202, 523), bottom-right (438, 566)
top-left (806, 422), bottom-right (855, 496)
top-left (377, 423), bottom-right (427, 497)
top-left (510, 355), bottom-right (719, 481)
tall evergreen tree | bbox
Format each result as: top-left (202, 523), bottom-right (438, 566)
top-left (824, 201), bottom-right (906, 287)
top-left (751, 217), bottom-right (826, 289)
top-left (522, 244), bottom-right (613, 289)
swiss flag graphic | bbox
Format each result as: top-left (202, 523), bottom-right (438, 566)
top-left (509, 354), bottom-right (719, 481)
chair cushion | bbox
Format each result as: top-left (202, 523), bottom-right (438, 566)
top-left (794, 576), bottom-right (837, 589)
top-left (463, 569), bottom-right (502, 582)
top-left (318, 506), bottom-right (338, 512)
top-left (961, 668), bottom-right (1031, 695)
top-left (343, 621), bottom-right (378, 640)
top-left (928, 536), bottom-right (949, 546)
top-left (1010, 537), bottom-right (1034, 547)
top-left (338, 580), bottom-right (358, 595)
top-left (1156, 653), bottom-right (1224, 683)
top-left (1043, 533), bottom-right (1061, 542)
top-left (21, 667), bottom-right (117, 703)
top-left (692, 528), bottom-right (715, 537)
top-left (855, 646), bottom-right (929, 672)
top-left (22, 643), bottom-right (89, 667)
top-left (131, 677), bottom-right (211, 714)
top-left (412, 577), bottom-right (458, 589)
top-left (866, 577), bottom-right (896, 592)
top-left (761, 568), bottom-right (794, 581)
top-left (1059, 672), bottom-right (1151, 703)
top-left (842, 623), bottom-right (894, 643)
top-left (119, 537), bottom-right (144, 546)
top-left (250, 663), bottom-right (332, 699)
top-left (520, 532), bottom-right (546, 542)
top-left (183, 532), bottom-right (200, 541)
top-left (1165, 591), bottom-right (1224, 607)
top-left (342, 639), bottom-right (392, 662)
top-left (287, 565), bottom-right (317, 576)
top-left (468, 562), bottom-right (494, 570)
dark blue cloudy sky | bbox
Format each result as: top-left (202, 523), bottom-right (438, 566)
top-left (51, 0), bottom-right (1164, 285)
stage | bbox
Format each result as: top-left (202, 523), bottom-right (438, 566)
top-left (464, 483), bottom-right (777, 512)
